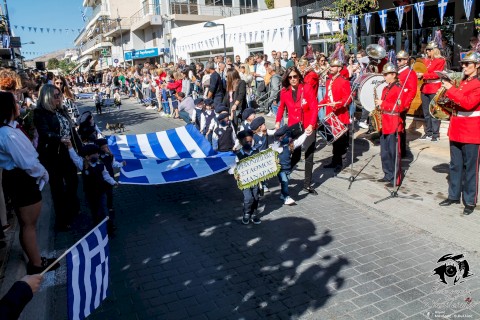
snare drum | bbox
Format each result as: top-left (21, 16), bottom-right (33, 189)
top-left (356, 74), bottom-right (388, 112)
top-left (318, 112), bottom-right (348, 144)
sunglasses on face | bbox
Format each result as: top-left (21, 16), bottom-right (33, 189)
top-left (288, 75), bottom-right (299, 80)
top-left (426, 49), bottom-right (432, 51)
top-left (461, 62), bottom-right (473, 66)
top-left (55, 81), bottom-right (63, 85)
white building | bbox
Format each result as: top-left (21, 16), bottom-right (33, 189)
top-left (73, 0), bottom-right (268, 72)
top-left (173, 6), bottom-right (339, 64)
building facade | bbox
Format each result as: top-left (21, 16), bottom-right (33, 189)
top-left (74, 0), bottom-right (268, 71)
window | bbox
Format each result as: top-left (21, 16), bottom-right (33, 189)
top-left (152, 32), bottom-right (157, 47)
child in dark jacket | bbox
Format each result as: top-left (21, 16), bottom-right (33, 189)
top-left (234, 130), bottom-right (261, 225)
top-left (95, 139), bottom-right (125, 232)
top-left (272, 125), bottom-right (307, 206)
top-left (64, 141), bottom-right (117, 231)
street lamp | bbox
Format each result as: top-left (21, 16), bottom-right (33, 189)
top-left (204, 21), bottom-right (226, 60)
top-left (21, 41), bottom-right (35, 45)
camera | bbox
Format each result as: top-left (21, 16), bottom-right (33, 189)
top-left (432, 254), bottom-right (472, 285)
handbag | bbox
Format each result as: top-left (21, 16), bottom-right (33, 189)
top-left (288, 88), bottom-right (305, 139)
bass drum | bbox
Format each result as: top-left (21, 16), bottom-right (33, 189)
top-left (356, 73), bottom-right (387, 112)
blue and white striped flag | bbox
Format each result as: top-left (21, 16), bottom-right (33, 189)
top-left (108, 124), bottom-right (236, 185)
top-left (438, 0), bottom-right (448, 24)
top-left (378, 10), bottom-right (388, 33)
top-left (67, 218), bottom-right (109, 320)
top-left (415, 2), bottom-right (425, 26)
top-left (351, 15), bottom-right (358, 35)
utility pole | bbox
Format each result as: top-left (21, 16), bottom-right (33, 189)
top-left (117, 9), bottom-right (126, 68)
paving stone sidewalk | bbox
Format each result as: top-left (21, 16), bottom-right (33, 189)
top-left (49, 98), bottom-right (480, 320)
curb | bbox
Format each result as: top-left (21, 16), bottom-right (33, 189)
top-left (0, 184), bottom-right (57, 320)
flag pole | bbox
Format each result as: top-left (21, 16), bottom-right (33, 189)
top-left (40, 217), bottom-right (109, 276)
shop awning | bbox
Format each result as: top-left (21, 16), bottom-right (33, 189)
top-left (83, 60), bottom-right (97, 73)
top-left (70, 63), bottom-right (82, 74)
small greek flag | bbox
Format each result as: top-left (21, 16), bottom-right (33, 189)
top-left (464, 0), bottom-right (473, 20)
top-left (108, 124), bottom-right (236, 185)
top-left (364, 13), bottom-right (372, 34)
top-left (378, 10), bottom-right (388, 33)
top-left (339, 18), bottom-right (345, 34)
top-left (438, 0), bottom-right (448, 24)
top-left (396, 6), bottom-right (405, 29)
top-left (67, 218), bottom-right (109, 320)
top-left (415, 2), bottom-right (425, 26)
top-left (351, 15), bottom-right (358, 35)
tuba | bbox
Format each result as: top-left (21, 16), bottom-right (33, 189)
top-left (429, 72), bottom-right (463, 120)
top-left (370, 81), bottom-right (383, 132)
top-left (366, 44), bottom-right (387, 73)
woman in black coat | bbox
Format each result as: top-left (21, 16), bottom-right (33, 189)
top-left (33, 84), bottom-right (82, 230)
top-left (223, 69), bottom-right (247, 130)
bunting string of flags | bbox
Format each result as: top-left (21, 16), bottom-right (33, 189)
top-left (13, 25), bottom-right (82, 34)
top-left (173, 0), bottom-right (470, 53)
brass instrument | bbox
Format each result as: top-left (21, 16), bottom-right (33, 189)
top-left (366, 44), bottom-right (387, 60)
top-left (370, 81), bottom-right (383, 132)
top-left (429, 72), bottom-right (463, 120)
top-left (408, 58), bottom-right (427, 117)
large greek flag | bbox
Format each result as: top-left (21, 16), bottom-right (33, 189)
top-left (67, 218), bottom-right (109, 320)
top-left (108, 124), bottom-right (236, 185)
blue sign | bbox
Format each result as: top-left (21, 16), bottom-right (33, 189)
top-left (124, 47), bottom-right (159, 60)
top-left (114, 58), bottom-right (119, 64)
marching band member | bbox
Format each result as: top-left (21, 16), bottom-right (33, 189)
top-left (319, 58), bottom-right (352, 173)
top-left (396, 50), bottom-right (418, 157)
top-left (438, 52), bottom-right (480, 216)
top-left (375, 63), bottom-right (406, 187)
top-left (417, 41), bottom-right (445, 142)
top-left (298, 58), bottom-right (319, 95)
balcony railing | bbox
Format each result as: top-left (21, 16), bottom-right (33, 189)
top-left (80, 35), bottom-right (104, 53)
top-left (169, 2), bottom-right (262, 17)
top-left (130, 3), bottom-right (161, 26)
top-left (104, 17), bottom-right (132, 33)
top-left (85, 3), bottom-right (110, 26)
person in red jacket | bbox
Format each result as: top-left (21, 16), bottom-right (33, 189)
top-left (275, 66), bottom-right (319, 195)
top-left (298, 58), bottom-right (319, 94)
top-left (396, 50), bottom-right (418, 157)
top-left (417, 41), bottom-right (446, 142)
top-left (375, 63), bottom-right (406, 187)
top-left (318, 58), bottom-right (352, 173)
top-left (438, 52), bottom-right (480, 215)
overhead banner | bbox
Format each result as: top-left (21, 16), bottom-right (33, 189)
top-left (438, 0), bottom-right (448, 24)
top-left (379, 10), bottom-right (387, 32)
top-left (364, 13), bottom-right (372, 34)
top-left (415, 2), bottom-right (425, 26)
top-left (396, 6), bottom-right (405, 29)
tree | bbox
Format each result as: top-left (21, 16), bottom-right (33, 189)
top-left (330, 0), bottom-right (378, 44)
top-left (47, 58), bottom-right (60, 70)
top-left (58, 59), bottom-right (78, 74)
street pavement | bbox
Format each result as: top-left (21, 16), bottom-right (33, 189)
top-left (49, 97), bottom-right (480, 320)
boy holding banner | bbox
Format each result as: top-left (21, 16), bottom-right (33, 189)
top-left (235, 130), bottom-right (261, 225)
top-left (272, 125), bottom-right (307, 206)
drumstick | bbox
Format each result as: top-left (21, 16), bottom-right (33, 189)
top-left (318, 102), bottom-right (340, 107)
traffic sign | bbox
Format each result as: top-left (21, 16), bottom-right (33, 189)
top-left (114, 58), bottom-right (119, 64)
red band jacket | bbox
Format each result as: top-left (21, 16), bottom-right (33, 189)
top-left (398, 66), bottom-right (418, 109)
top-left (276, 83), bottom-right (319, 129)
top-left (380, 82), bottom-right (405, 135)
top-left (318, 75), bottom-right (352, 125)
top-left (421, 58), bottom-right (445, 94)
top-left (445, 77), bottom-right (480, 144)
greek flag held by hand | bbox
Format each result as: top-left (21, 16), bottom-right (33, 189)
top-left (108, 124), bottom-right (236, 185)
top-left (67, 218), bottom-right (109, 320)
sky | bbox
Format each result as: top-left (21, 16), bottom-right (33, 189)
top-left (8, 0), bottom-right (86, 59)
